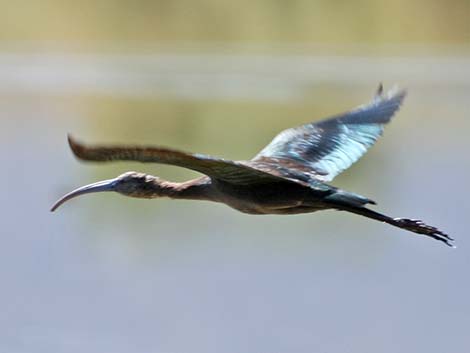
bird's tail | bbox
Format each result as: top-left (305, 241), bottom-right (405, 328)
top-left (332, 204), bottom-right (454, 247)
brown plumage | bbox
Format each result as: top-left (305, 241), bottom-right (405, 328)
top-left (51, 85), bottom-right (453, 247)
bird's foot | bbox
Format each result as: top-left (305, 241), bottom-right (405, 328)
top-left (393, 218), bottom-right (455, 247)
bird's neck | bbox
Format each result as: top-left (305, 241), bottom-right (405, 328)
top-left (163, 178), bottom-right (214, 200)
top-left (127, 175), bottom-right (214, 201)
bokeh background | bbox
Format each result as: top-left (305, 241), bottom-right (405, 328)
top-left (1, 1), bottom-right (469, 352)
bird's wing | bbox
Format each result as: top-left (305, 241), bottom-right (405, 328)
top-left (67, 135), bottom-right (307, 186)
top-left (252, 86), bottom-right (406, 182)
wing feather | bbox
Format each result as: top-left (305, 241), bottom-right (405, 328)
top-left (253, 87), bottom-right (406, 182)
top-left (67, 135), bottom-right (300, 186)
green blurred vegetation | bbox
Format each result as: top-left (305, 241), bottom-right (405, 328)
top-left (80, 85), bottom-right (357, 158)
top-left (77, 86), bottom-right (388, 189)
top-left (1, 0), bottom-right (469, 46)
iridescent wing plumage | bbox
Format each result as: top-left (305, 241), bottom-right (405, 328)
top-left (252, 86), bottom-right (406, 182)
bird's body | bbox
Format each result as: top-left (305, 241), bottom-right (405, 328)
top-left (121, 173), bottom-right (356, 215)
top-left (51, 85), bottom-right (454, 246)
top-left (212, 178), bottom-right (321, 215)
top-left (125, 174), bottom-right (328, 215)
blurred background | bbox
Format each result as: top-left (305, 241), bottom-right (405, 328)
top-left (1, 1), bottom-right (469, 352)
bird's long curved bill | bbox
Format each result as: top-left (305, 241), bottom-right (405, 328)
top-left (50, 179), bottom-right (116, 212)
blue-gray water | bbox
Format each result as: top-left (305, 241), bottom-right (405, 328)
top-left (1, 52), bottom-right (469, 353)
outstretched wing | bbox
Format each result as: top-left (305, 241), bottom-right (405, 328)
top-left (67, 135), bottom-right (305, 186)
top-left (253, 86), bottom-right (406, 182)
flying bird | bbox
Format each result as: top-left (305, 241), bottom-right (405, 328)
top-left (51, 85), bottom-right (453, 247)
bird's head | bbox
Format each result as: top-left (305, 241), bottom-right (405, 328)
top-left (50, 171), bottom-right (161, 212)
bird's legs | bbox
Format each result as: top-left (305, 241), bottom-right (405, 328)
top-left (391, 218), bottom-right (454, 246)
top-left (332, 204), bottom-right (454, 247)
